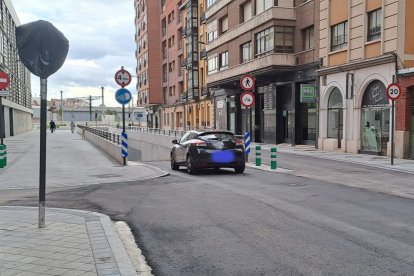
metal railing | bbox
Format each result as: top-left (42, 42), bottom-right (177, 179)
top-left (124, 126), bottom-right (185, 138)
top-left (78, 125), bottom-right (121, 145)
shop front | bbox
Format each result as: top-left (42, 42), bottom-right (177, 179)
top-left (359, 80), bottom-right (390, 156)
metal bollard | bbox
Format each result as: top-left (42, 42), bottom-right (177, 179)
top-left (0, 144), bottom-right (4, 168)
top-left (271, 147), bottom-right (277, 170)
top-left (3, 144), bottom-right (6, 166)
top-left (255, 145), bottom-right (261, 166)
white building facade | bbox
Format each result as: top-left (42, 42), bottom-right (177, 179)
top-left (0, 0), bottom-right (32, 138)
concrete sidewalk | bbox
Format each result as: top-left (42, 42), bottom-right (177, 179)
top-left (0, 207), bottom-right (143, 276)
top-left (248, 142), bottom-right (414, 174)
top-left (0, 130), bottom-right (164, 275)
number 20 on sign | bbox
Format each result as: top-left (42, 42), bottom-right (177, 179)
top-left (386, 83), bottom-right (401, 101)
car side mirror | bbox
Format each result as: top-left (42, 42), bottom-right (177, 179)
top-left (172, 139), bottom-right (178, 144)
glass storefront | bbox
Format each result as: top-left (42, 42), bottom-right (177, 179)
top-left (360, 108), bottom-right (390, 154)
top-left (360, 80), bottom-right (389, 155)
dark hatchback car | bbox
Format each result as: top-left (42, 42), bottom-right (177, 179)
top-left (170, 130), bottom-right (246, 174)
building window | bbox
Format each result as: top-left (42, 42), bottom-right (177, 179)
top-left (219, 51), bottom-right (228, 70)
top-left (220, 16), bottom-right (228, 34)
top-left (241, 1), bottom-right (253, 23)
top-left (367, 9), bottom-right (381, 41)
top-left (207, 0), bottom-right (217, 8)
top-left (207, 56), bottom-right (218, 75)
top-left (331, 21), bottom-right (348, 51)
top-left (241, 42), bottom-right (252, 63)
top-left (207, 20), bottom-right (218, 42)
top-left (256, 0), bottom-right (273, 15)
top-left (256, 27), bottom-right (274, 55)
top-left (275, 26), bottom-right (294, 53)
top-left (302, 26), bottom-right (314, 50)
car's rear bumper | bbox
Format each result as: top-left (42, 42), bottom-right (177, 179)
top-left (191, 148), bottom-right (245, 168)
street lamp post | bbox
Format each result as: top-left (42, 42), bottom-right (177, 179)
top-left (60, 90), bottom-right (63, 124)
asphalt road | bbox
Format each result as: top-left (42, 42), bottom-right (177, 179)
top-left (4, 155), bottom-right (414, 276)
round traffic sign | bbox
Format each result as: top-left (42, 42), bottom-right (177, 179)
top-left (386, 83), bottom-right (402, 101)
top-left (0, 71), bottom-right (10, 90)
top-left (115, 68), bottom-right (132, 88)
top-left (240, 91), bottom-right (255, 108)
top-left (240, 75), bottom-right (255, 91)
top-left (115, 88), bottom-right (132, 105)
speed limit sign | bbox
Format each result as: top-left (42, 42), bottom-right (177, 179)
top-left (386, 83), bottom-right (401, 101)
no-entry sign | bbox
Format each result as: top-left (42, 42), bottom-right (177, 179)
top-left (0, 72), bottom-right (10, 90)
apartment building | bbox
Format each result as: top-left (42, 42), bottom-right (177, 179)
top-left (135, 0), bottom-right (162, 128)
top-left (0, 0), bottom-right (32, 138)
top-left (135, 0), bottom-right (213, 131)
top-left (161, 0), bottom-right (185, 130)
top-left (204, 0), bottom-right (320, 145)
top-left (179, 0), bottom-right (213, 131)
top-left (317, 0), bottom-right (414, 159)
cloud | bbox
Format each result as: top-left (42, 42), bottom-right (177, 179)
top-left (13, 0), bottom-right (137, 107)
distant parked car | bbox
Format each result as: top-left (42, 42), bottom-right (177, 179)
top-left (170, 130), bottom-right (246, 174)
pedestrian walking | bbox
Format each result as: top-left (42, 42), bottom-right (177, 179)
top-left (49, 120), bottom-right (56, 133)
top-left (70, 121), bottom-right (76, 134)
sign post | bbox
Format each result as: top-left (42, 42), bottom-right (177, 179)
top-left (0, 71), bottom-right (10, 146)
top-left (115, 66), bottom-right (132, 165)
top-left (386, 83), bottom-right (402, 165)
top-left (240, 75), bottom-right (255, 147)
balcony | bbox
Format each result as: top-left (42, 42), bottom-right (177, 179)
top-left (181, 90), bottom-right (188, 101)
top-left (201, 87), bottom-right (208, 96)
top-left (181, 59), bottom-right (187, 69)
top-left (181, 26), bottom-right (187, 37)
top-left (200, 12), bottom-right (206, 24)
top-left (200, 48), bottom-right (207, 60)
top-left (187, 88), bottom-right (199, 100)
top-left (206, 53), bottom-right (296, 84)
top-left (206, 6), bottom-right (296, 51)
top-left (186, 26), bottom-right (198, 37)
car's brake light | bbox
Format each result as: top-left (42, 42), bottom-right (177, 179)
top-left (193, 139), bottom-right (207, 147)
top-left (235, 138), bottom-right (244, 146)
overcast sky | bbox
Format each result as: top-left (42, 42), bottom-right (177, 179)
top-left (13, 0), bottom-right (136, 107)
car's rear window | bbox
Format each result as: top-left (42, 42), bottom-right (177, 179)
top-left (198, 133), bottom-right (235, 141)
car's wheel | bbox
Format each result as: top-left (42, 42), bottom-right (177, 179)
top-left (186, 155), bottom-right (197, 175)
top-left (171, 154), bottom-right (179, 170)
top-left (234, 165), bottom-right (245, 174)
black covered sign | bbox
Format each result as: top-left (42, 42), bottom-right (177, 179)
top-left (16, 20), bottom-right (69, 79)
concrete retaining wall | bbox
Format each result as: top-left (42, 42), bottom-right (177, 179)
top-left (80, 129), bottom-right (123, 164)
top-left (107, 127), bottom-right (176, 162)
top-left (80, 127), bottom-right (178, 162)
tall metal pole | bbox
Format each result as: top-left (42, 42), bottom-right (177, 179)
top-left (391, 100), bottom-right (395, 165)
top-left (0, 96), bottom-right (4, 145)
top-left (122, 104), bottom-right (126, 165)
top-left (60, 90), bottom-right (63, 124)
top-left (39, 78), bottom-right (47, 228)
top-left (89, 95), bottom-right (92, 121)
top-left (101, 86), bottom-right (104, 121)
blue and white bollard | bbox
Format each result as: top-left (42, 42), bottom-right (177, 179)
top-left (121, 131), bottom-right (128, 165)
top-left (244, 131), bottom-right (250, 162)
